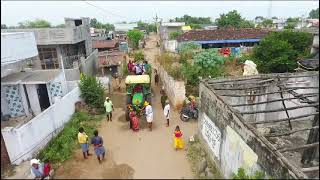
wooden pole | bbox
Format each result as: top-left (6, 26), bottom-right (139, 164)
top-left (301, 111), bottom-right (319, 164)
top-left (301, 166), bottom-right (319, 172)
top-left (276, 78), bottom-right (292, 129)
top-left (265, 126), bottom-right (319, 137)
top-left (231, 94), bottom-right (318, 107)
top-left (250, 112), bottom-right (318, 125)
top-left (278, 142), bottom-right (319, 152)
top-left (240, 103), bottom-right (319, 114)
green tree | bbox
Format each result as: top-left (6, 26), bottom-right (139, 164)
top-left (90, 18), bottom-right (114, 31)
top-left (309, 8), bottom-right (319, 19)
top-left (127, 29), bottom-right (144, 49)
top-left (215, 10), bottom-right (253, 28)
top-left (252, 30), bottom-right (313, 73)
top-left (189, 23), bottom-right (203, 29)
top-left (261, 19), bottom-right (273, 28)
top-left (171, 14), bottom-right (212, 25)
top-left (55, 24), bottom-right (65, 28)
top-left (181, 49), bottom-right (224, 85)
top-left (169, 31), bottom-right (182, 40)
top-left (232, 168), bottom-right (266, 179)
top-left (137, 21), bottom-right (157, 33)
top-left (1, 24), bottom-right (7, 29)
top-left (285, 17), bottom-right (300, 29)
top-left (79, 74), bottom-right (105, 109)
top-left (18, 19), bottom-right (51, 28)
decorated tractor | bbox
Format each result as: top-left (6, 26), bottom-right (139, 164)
top-left (125, 75), bottom-right (151, 121)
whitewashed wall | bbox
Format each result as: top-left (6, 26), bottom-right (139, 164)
top-left (1, 87), bottom-right (81, 165)
top-left (164, 40), bottom-right (178, 53)
top-left (1, 32), bottom-right (38, 65)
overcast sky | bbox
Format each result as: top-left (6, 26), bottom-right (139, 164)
top-left (1, 1), bottom-right (319, 26)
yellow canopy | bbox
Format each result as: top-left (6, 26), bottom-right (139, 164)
top-left (125, 75), bottom-right (150, 84)
top-left (181, 26), bottom-right (192, 31)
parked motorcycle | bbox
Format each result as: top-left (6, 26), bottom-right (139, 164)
top-left (180, 106), bottom-right (199, 122)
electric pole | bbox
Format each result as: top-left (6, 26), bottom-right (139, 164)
top-left (153, 14), bottom-right (159, 34)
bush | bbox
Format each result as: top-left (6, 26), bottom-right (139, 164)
top-left (177, 42), bottom-right (202, 62)
top-left (169, 31), bottom-right (182, 40)
top-left (252, 30), bottom-right (313, 73)
top-left (79, 74), bottom-right (105, 110)
top-left (133, 51), bottom-right (145, 62)
top-left (127, 29), bottom-right (144, 49)
top-left (232, 168), bottom-right (266, 179)
top-left (181, 49), bottom-right (224, 85)
top-left (38, 112), bottom-right (102, 165)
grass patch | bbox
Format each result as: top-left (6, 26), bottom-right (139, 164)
top-left (37, 111), bottom-right (103, 169)
top-left (186, 139), bottom-right (223, 179)
top-left (1, 165), bottom-right (16, 179)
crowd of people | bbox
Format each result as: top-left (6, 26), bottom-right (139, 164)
top-left (127, 59), bottom-right (151, 75)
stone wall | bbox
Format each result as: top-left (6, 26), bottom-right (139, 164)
top-left (198, 82), bottom-right (308, 179)
top-left (155, 62), bottom-right (186, 108)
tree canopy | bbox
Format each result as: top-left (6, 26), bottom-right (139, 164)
top-left (18, 19), bottom-right (51, 28)
top-left (252, 30), bottom-right (313, 73)
top-left (261, 19), bottom-right (273, 28)
top-left (137, 21), bottom-right (157, 33)
top-left (1, 24), bottom-right (7, 29)
top-left (171, 14), bottom-right (212, 25)
top-left (309, 8), bottom-right (319, 19)
top-left (90, 18), bottom-right (114, 31)
top-left (215, 10), bottom-right (254, 28)
top-left (169, 31), bottom-right (182, 40)
top-left (284, 17), bottom-right (300, 29)
top-left (127, 29), bottom-right (144, 49)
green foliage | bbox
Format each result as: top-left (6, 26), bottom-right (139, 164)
top-left (189, 24), bottom-right (203, 29)
top-left (38, 112), bottom-right (102, 164)
top-left (284, 17), bottom-right (300, 29)
top-left (178, 42), bottom-right (202, 62)
top-left (157, 53), bottom-right (182, 80)
top-left (1, 24), bottom-right (7, 29)
top-left (261, 19), bottom-right (273, 28)
top-left (181, 49), bottom-right (224, 85)
top-left (169, 31), bottom-right (182, 40)
top-left (252, 30), bottom-right (313, 73)
top-left (90, 18), bottom-right (114, 31)
top-left (127, 29), bottom-right (144, 49)
top-left (309, 8), bottom-right (319, 19)
top-left (215, 10), bottom-right (253, 28)
top-left (55, 24), bottom-right (65, 28)
top-left (133, 51), bottom-right (145, 62)
top-left (232, 168), bottom-right (266, 179)
top-left (137, 21), bottom-right (157, 33)
top-left (18, 19), bottom-right (51, 28)
top-left (79, 74), bottom-right (105, 109)
top-left (171, 14), bottom-right (212, 25)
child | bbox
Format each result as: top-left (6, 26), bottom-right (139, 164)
top-left (174, 126), bottom-right (184, 150)
top-left (91, 130), bottom-right (106, 164)
top-left (78, 127), bottom-right (91, 159)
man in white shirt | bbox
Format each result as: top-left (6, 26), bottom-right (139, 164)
top-left (145, 101), bottom-right (153, 131)
top-left (163, 100), bottom-right (170, 127)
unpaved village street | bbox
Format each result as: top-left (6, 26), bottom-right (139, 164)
top-left (54, 35), bottom-right (197, 179)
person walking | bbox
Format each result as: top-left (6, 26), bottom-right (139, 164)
top-left (144, 101), bottom-right (153, 131)
top-left (104, 97), bottom-right (114, 121)
top-left (91, 130), bottom-right (106, 164)
top-left (163, 100), bottom-right (170, 127)
top-left (173, 125), bottom-right (184, 150)
top-left (78, 127), bottom-right (91, 159)
top-left (161, 92), bottom-right (167, 109)
top-left (154, 70), bottom-right (159, 86)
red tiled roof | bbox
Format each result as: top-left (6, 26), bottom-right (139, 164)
top-left (176, 28), bottom-right (271, 42)
top-left (98, 51), bottom-right (125, 67)
top-left (92, 40), bottom-right (117, 49)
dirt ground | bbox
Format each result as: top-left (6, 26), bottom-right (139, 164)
top-left (54, 34), bottom-right (197, 179)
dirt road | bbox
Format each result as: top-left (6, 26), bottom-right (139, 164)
top-left (54, 34), bottom-right (197, 179)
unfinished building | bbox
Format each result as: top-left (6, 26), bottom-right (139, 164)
top-left (198, 71), bottom-right (319, 179)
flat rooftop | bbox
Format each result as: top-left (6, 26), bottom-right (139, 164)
top-left (1, 70), bottom-right (61, 85)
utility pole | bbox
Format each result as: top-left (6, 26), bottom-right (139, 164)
top-left (153, 14), bottom-right (159, 34)
top-left (60, 55), bottom-right (68, 93)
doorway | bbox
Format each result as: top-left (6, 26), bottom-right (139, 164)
top-left (37, 84), bottom-right (50, 111)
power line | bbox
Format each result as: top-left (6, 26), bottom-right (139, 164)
top-left (82, 1), bottom-right (129, 20)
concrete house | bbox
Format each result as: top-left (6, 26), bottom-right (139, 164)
top-left (159, 22), bottom-right (185, 40)
top-left (1, 17), bottom-right (93, 71)
top-left (1, 31), bottom-right (82, 167)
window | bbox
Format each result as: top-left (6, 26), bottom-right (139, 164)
top-left (38, 47), bottom-right (59, 69)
